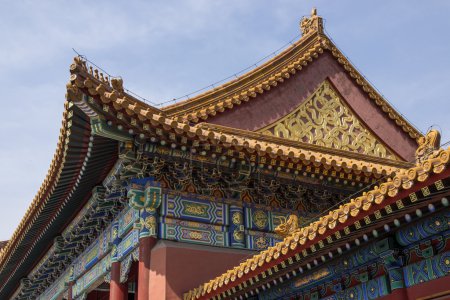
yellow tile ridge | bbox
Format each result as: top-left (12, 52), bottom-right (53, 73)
top-left (159, 10), bottom-right (421, 142)
top-left (68, 59), bottom-right (412, 178)
top-left (183, 144), bottom-right (450, 300)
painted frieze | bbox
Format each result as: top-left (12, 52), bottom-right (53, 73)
top-left (117, 229), bottom-right (139, 261)
top-left (403, 250), bottom-right (450, 287)
top-left (161, 193), bottom-right (228, 225)
top-left (37, 268), bottom-right (71, 300)
top-left (72, 224), bottom-right (112, 280)
top-left (118, 206), bottom-right (139, 238)
top-left (229, 204), bottom-right (245, 248)
top-left (396, 210), bottom-right (449, 246)
top-left (160, 218), bottom-right (229, 247)
top-left (72, 254), bottom-right (111, 298)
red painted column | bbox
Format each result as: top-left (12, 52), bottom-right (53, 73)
top-left (137, 236), bottom-right (157, 300)
top-left (67, 281), bottom-right (73, 300)
top-left (110, 261), bottom-right (127, 300)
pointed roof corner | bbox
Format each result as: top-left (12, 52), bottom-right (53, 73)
top-left (160, 8), bottom-right (422, 146)
top-left (300, 7), bottom-right (324, 36)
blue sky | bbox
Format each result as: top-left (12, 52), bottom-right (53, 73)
top-left (0, 1), bottom-right (449, 240)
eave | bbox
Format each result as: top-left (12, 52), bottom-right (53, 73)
top-left (160, 27), bottom-right (421, 142)
top-left (68, 59), bottom-right (412, 181)
top-left (0, 102), bottom-right (118, 299)
top-left (184, 146), bottom-right (450, 300)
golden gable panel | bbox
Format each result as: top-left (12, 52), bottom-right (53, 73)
top-left (258, 80), bottom-right (397, 159)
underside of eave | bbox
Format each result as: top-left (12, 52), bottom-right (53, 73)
top-left (0, 101), bottom-right (71, 273)
top-left (0, 104), bottom-right (118, 299)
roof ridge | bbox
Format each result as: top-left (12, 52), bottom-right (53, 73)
top-left (69, 63), bottom-right (411, 177)
top-left (197, 123), bottom-right (411, 169)
top-left (158, 10), bottom-right (421, 141)
top-left (184, 142), bottom-right (450, 300)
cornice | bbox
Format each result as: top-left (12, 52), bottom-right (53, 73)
top-left (184, 145), bottom-right (450, 300)
top-left (68, 58), bottom-right (411, 179)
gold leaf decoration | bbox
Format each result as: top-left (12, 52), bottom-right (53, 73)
top-left (258, 80), bottom-right (397, 159)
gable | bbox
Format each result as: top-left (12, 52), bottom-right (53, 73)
top-left (258, 80), bottom-right (398, 160)
top-left (205, 52), bottom-right (417, 161)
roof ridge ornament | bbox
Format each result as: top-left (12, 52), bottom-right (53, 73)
top-left (300, 7), bottom-right (324, 36)
top-left (275, 214), bottom-right (299, 238)
top-left (415, 129), bottom-right (441, 163)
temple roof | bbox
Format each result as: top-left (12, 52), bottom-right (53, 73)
top-left (0, 241), bottom-right (8, 251)
top-left (183, 141), bottom-right (450, 300)
top-left (0, 8), bottom-right (429, 298)
top-left (67, 43), bottom-right (414, 171)
top-left (161, 9), bottom-right (421, 145)
top-left (0, 101), bottom-right (118, 297)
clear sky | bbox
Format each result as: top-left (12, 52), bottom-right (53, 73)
top-left (0, 1), bottom-right (449, 241)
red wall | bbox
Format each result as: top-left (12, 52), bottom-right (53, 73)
top-left (207, 52), bottom-right (417, 161)
top-left (148, 241), bottom-right (254, 300)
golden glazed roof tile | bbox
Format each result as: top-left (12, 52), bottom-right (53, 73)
top-left (0, 101), bottom-right (71, 268)
top-left (183, 143), bottom-right (450, 300)
top-left (0, 9), bottom-right (431, 297)
top-left (68, 58), bottom-right (412, 178)
top-left (160, 10), bottom-right (422, 141)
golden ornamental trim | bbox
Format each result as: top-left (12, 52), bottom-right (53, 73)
top-left (258, 80), bottom-right (397, 160)
top-left (274, 215), bottom-right (299, 238)
top-left (300, 8), bottom-right (323, 36)
top-left (415, 130), bottom-right (441, 163)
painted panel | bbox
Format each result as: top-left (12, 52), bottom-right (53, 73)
top-left (260, 274), bottom-right (388, 300)
top-left (246, 230), bottom-right (280, 250)
top-left (118, 207), bottom-right (139, 238)
top-left (160, 218), bottom-right (228, 247)
top-left (403, 250), bottom-right (450, 287)
top-left (72, 224), bottom-right (112, 280)
top-left (161, 193), bottom-right (228, 225)
top-left (396, 210), bottom-right (449, 246)
top-left (73, 254), bottom-right (111, 298)
top-left (333, 275), bottom-right (389, 300)
top-left (117, 229), bottom-right (139, 261)
top-left (229, 205), bottom-right (245, 248)
top-left (244, 206), bottom-right (304, 232)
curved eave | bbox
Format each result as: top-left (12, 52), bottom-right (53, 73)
top-left (185, 147), bottom-right (450, 300)
top-left (0, 103), bottom-right (118, 299)
top-left (69, 62), bottom-right (412, 179)
top-left (160, 31), bottom-right (421, 141)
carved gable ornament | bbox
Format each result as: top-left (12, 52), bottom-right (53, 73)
top-left (258, 80), bottom-right (397, 159)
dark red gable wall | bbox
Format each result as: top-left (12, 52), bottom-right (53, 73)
top-left (207, 52), bottom-right (417, 161)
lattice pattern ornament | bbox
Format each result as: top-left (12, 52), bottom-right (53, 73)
top-left (259, 80), bottom-right (397, 159)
